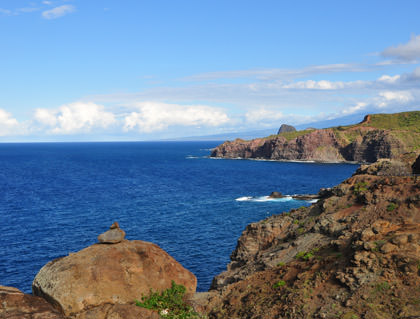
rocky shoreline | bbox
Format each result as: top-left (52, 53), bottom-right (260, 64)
top-left (1, 156), bottom-right (420, 319)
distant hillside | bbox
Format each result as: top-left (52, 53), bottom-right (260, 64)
top-left (211, 111), bottom-right (420, 163)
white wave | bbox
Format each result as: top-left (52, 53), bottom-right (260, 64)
top-left (235, 195), bottom-right (294, 202)
top-left (235, 196), bottom-right (253, 201)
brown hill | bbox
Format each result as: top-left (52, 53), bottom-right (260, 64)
top-left (211, 111), bottom-right (420, 163)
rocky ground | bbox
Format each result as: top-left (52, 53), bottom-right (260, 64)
top-left (193, 157), bottom-right (420, 319)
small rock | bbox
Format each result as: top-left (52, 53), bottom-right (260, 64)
top-left (269, 191), bottom-right (283, 198)
top-left (380, 243), bottom-right (397, 254)
top-left (98, 222), bottom-right (126, 244)
top-left (110, 221), bottom-right (120, 229)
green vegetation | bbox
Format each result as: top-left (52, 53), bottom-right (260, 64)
top-left (273, 280), bottom-right (286, 288)
top-left (353, 181), bottom-right (368, 195)
top-left (277, 262), bottom-right (286, 267)
top-left (279, 129), bottom-right (316, 141)
top-left (295, 251), bottom-right (314, 260)
top-left (295, 248), bottom-right (320, 261)
top-left (363, 111), bottom-right (420, 132)
top-left (374, 281), bottom-right (391, 293)
top-left (135, 281), bottom-right (201, 319)
top-left (386, 203), bottom-right (397, 211)
top-left (372, 240), bottom-right (387, 252)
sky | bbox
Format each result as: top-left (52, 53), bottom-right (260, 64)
top-left (0, 0), bottom-right (420, 141)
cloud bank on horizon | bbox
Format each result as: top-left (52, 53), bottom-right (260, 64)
top-left (0, 1), bottom-right (419, 141)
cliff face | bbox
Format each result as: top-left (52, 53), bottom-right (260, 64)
top-left (211, 111), bottom-right (420, 163)
top-left (200, 157), bottom-right (420, 319)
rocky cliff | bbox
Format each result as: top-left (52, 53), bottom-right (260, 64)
top-left (211, 111), bottom-right (420, 163)
top-left (196, 156), bottom-right (420, 319)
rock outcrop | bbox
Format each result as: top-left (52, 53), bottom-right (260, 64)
top-left (211, 111), bottom-right (420, 163)
top-left (277, 124), bottom-right (296, 134)
top-left (202, 158), bottom-right (420, 318)
top-left (0, 285), bottom-right (64, 318)
top-left (32, 227), bottom-right (197, 317)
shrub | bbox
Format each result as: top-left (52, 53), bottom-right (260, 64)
top-left (273, 280), bottom-right (286, 288)
top-left (295, 251), bottom-right (314, 261)
top-left (135, 281), bottom-right (201, 318)
top-left (386, 203), bottom-right (397, 211)
top-left (353, 181), bottom-right (368, 195)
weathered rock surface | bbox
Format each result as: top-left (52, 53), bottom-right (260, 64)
top-left (0, 285), bottom-right (64, 319)
top-left (212, 129), bottom-right (346, 162)
top-left (204, 158), bottom-right (420, 318)
top-left (32, 240), bottom-right (197, 317)
top-left (354, 158), bottom-right (412, 176)
top-left (211, 111), bottom-right (420, 163)
top-left (277, 124), bottom-right (296, 134)
top-left (97, 222), bottom-right (126, 244)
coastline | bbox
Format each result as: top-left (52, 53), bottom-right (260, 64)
top-left (209, 155), bottom-right (363, 165)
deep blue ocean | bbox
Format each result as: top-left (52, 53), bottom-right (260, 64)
top-left (0, 142), bottom-right (358, 293)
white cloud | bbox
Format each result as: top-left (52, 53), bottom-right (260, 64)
top-left (0, 109), bottom-right (20, 136)
top-left (186, 63), bottom-right (366, 82)
top-left (42, 5), bottom-right (75, 19)
top-left (0, 8), bottom-right (12, 15)
top-left (283, 80), bottom-right (347, 90)
top-left (35, 102), bottom-right (116, 134)
top-left (123, 102), bottom-right (229, 132)
top-left (377, 74), bottom-right (401, 83)
top-left (43, 1), bottom-right (53, 5)
top-left (17, 7), bottom-right (39, 13)
top-left (245, 108), bottom-right (285, 123)
top-left (376, 91), bottom-right (414, 108)
top-left (340, 102), bottom-right (368, 116)
top-left (34, 108), bottom-right (58, 126)
top-left (382, 34), bottom-right (420, 61)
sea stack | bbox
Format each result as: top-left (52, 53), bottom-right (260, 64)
top-left (277, 124), bottom-right (296, 134)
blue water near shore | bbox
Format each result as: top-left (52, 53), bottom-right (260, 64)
top-left (0, 142), bottom-right (358, 293)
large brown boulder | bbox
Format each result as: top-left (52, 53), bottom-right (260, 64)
top-left (0, 285), bottom-right (64, 319)
top-left (32, 240), bottom-right (197, 317)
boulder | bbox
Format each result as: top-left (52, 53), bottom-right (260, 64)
top-left (98, 222), bottom-right (126, 244)
top-left (0, 285), bottom-right (64, 319)
top-left (269, 191), bottom-right (283, 198)
top-left (277, 124), bottom-right (296, 134)
top-left (32, 240), bottom-right (197, 317)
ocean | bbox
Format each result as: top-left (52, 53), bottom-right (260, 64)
top-left (0, 142), bottom-right (358, 293)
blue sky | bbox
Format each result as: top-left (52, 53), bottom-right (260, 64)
top-left (0, 0), bottom-right (420, 141)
